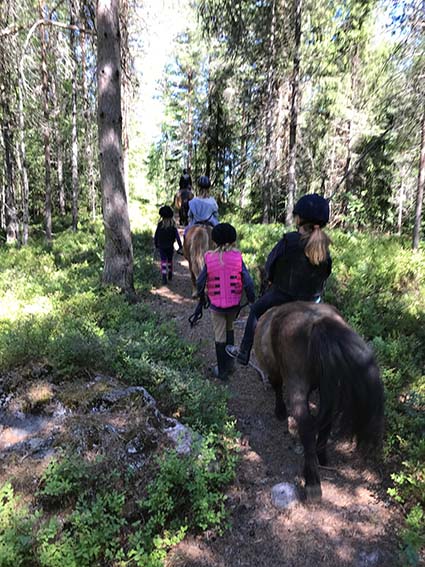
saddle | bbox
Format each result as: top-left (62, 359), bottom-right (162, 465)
top-left (194, 221), bottom-right (214, 228)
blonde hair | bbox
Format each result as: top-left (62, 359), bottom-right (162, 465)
top-left (160, 217), bottom-right (176, 229)
top-left (301, 224), bottom-right (331, 265)
top-left (211, 242), bottom-right (238, 265)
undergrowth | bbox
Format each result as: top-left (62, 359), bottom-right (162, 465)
top-left (234, 222), bottom-right (425, 565)
top-left (1, 217), bottom-right (424, 565)
top-left (0, 219), bottom-right (237, 566)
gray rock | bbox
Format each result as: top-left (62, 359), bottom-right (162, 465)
top-left (357, 550), bottom-right (381, 566)
top-left (271, 482), bottom-right (299, 510)
top-left (164, 421), bottom-right (199, 455)
top-left (27, 437), bottom-right (46, 452)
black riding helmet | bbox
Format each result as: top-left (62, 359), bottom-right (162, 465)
top-left (159, 205), bottom-right (174, 219)
top-left (293, 193), bottom-right (329, 226)
top-left (212, 223), bottom-right (237, 246)
top-left (197, 175), bottom-right (211, 190)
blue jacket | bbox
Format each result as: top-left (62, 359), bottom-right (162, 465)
top-left (188, 197), bottom-right (219, 226)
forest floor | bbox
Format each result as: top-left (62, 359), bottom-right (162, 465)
top-left (0, 230), bottom-right (406, 567)
top-left (148, 236), bottom-right (404, 567)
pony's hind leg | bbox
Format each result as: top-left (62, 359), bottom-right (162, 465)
top-left (273, 381), bottom-right (287, 421)
top-left (190, 272), bottom-right (197, 298)
top-left (316, 412), bottom-right (332, 466)
top-left (293, 402), bottom-right (322, 501)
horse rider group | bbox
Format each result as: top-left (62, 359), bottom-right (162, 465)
top-left (159, 170), bottom-right (332, 382)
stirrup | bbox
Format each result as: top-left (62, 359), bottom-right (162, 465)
top-left (225, 345), bottom-right (239, 358)
top-left (225, 345), bottom-right (249, 366)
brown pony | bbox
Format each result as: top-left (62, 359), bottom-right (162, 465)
top-left (174, 189), bottom-right (194, 226)
top-left (183, 224), bottom-right (213, 298)
top-left (254, 301), bottom-right (384, 501)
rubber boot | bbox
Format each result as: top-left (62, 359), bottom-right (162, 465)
top-left (213, 342), bottom-right (229, 381)
top-left (226, 330), bottom-right (235, 375)
top-left (236, 339), bottom-right (252, 366)
top-left (236, 313), bottom-right (257, 365)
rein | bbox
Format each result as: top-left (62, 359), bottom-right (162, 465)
top-left (188, 295), bottom-right (210, 327)
top-left (188, 299), bottom-right (248, 328)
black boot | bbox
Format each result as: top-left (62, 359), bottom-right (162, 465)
top-left (213, 342), bottom-right (230, 381)
top-left (226, 330), bottom-right (235, 374)
top-left (236, 312), bottom-right (257, 365)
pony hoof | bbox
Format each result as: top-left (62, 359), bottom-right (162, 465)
top-left (305, 484), bottom-right (322, 502)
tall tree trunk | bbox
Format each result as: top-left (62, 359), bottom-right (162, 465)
top-left (51, 73), bottom-right (66, 216)
top-left (17, 72), bottom-right (30, 244)
top-left (0, 175), bottom-right (5, 231)
top-left (187, 69), bottom-right (193, 170)
top-left (239, 95), bottom-right (249, 209)
top-left (397, 167), bottom-right (405, 237)
top-left (120, 0), bottom-right (130, 199)
top-left (206, 70), bottom-right (213, 179)
top-left (0, 7), bottom-right (19, 244)
top-left (80, 29), bottom-right (97, 219)
top-left (285, 0), bottom-right (302, 227)
top-left (97, 0), bottom-right (135, 293)
top-left (1, 111), bottom-right (19, 243)
top-left (70, 0), bottom-right (79, 231)
top-left (412, 108), bottom-right (425, 250)
top-left (39, 2), bottom-right (52, 243)
top-left (262, 0), bottom-right (277, 223)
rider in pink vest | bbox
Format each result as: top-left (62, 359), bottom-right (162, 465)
top-left (205, 249), bottom-right (243, 309)
top-left (197, 223), bottom-right (255, 380)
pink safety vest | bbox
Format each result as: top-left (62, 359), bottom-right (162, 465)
top-left (205, 250), bottom-right (243, 309)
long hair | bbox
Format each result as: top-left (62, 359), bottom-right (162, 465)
top-left (301, 222), bottom-right (331, 265)
top-left (159, 217), bottom-right (176, 230)
top-left (210, 242), bottom-right (238, 265)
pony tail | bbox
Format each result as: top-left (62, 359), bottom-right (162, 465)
top-left (304, 225), bottom-right (331, 265)
top-left (309, 318), bottom-right (384, 452)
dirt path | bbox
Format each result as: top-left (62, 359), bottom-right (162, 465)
top-left (149, 243), bottom-right (403, 567)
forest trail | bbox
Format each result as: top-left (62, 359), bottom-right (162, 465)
top-left (148, 238), bottom-right (402, 567)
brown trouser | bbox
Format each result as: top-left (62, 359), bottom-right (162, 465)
top-left (211, 310), bottom-right (237, 343)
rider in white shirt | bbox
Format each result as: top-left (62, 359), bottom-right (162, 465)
top-left (187, 176), bottom-right (219, 229)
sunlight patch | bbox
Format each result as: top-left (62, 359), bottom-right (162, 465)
top-left (0, 294), bottom-right (53, 321)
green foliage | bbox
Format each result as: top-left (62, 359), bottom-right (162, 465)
top-left (0, 218), bottom-right (237, 566)
top-left (234, 222), bottom-right (425, 560)
top-left (0, 483), bottom-right (38, 566)
top-left (38, 456), bottom-right (91, 503)
top-left (37, 492), bottom-right (126, 567)
top-left (142, 431), bottom-right (236, 535)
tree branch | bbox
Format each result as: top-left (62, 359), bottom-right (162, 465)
top-left (328, 124), bottom-right (394, 201)
top-left (0, 18), bottom-right (95, 38)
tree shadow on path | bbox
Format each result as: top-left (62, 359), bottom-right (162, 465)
top-left (148, 239), bottom-right (403, 567)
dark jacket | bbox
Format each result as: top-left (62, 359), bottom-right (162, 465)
top-left (154, 223), bottom-right (182, 250)
top-left (265, 231), bottom-right (331, 301)
top-left (179, 188), bottom-right (192, 202)
top-left (179, 173), bottom-right (192, 190)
